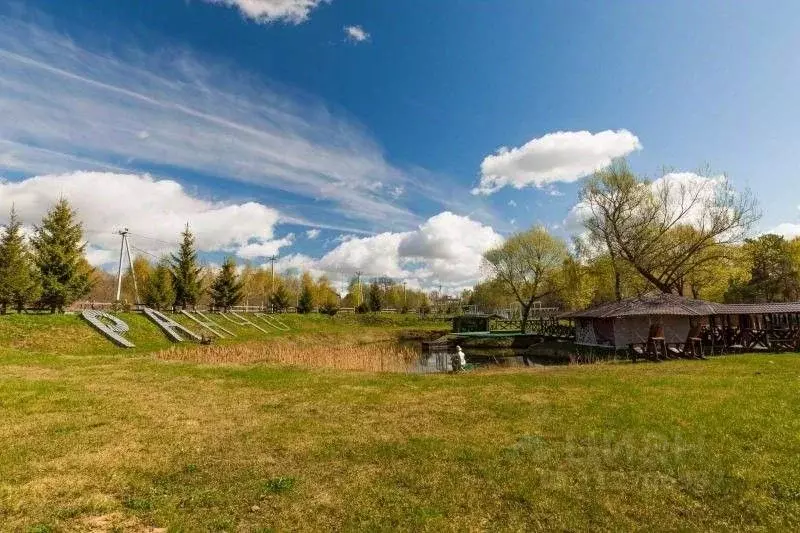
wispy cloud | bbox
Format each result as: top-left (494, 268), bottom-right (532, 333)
top-left (0, 17), bottom-right (419, 230)
top-left (344, 25), bottom-right (370, 43)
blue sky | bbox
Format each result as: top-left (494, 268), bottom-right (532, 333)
top-left (1, 0), bottom-right (799, 289)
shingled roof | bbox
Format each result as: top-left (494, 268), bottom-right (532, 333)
top-left (714, 302), bottom-right (800, 315)
top-left (562, 292), bottom-right (720, 319)
top-left (563, 293), bottom-right (800, 319)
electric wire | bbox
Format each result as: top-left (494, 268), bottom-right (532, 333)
top-left (130, 245), bottom-right (160, 260)
top-left (128, 232), bottom-right (179, 247)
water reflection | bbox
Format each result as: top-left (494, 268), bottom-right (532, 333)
top-left (410, 345), bottom-right (569, 374)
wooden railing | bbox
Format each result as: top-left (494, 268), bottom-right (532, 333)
top-left (703, 326), bottom-right (800, 353)
top-left (489, 319), bottom-right (574, 338)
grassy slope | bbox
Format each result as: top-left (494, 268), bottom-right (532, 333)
top-left (0, 312), bottom-right (448, 356)
top-left (1, 314), bottom-right (800, 531)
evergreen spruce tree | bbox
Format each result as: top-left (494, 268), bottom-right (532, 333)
top-left (145, 259), bottom-right (176, 310)
top-left (0, 207), bottom-right (40, 313)
top-left (209, 257), bottom-right (243, 310)
top-left (367, 282), bottom-right (383, 312)
top-left (170, 224), bottom-right (203, 309)
top-left (30, 198), bottom-right (92, 313)
top-left (269, 283), bottom-right (291, 312)
top-left (297, 283), bottom-right (314, 314)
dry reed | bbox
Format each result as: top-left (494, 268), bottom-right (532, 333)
top-left (154, 338), bottom-right (421, 372)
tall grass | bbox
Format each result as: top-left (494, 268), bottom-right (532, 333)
top-left (155, 338), bottom-right (421, 372)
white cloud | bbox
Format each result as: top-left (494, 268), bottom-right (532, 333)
top-left (767, 205), bottom-right (800, 240)
top-left (0, 171), bottom-right (291, 266)
top-left (344, 25), bottom-right (370, 43)
top-left (508, 200), bottom-right (517, 207)
top-left (84, 247), bottom-right (117, 268)
top-left (0, 17), bottom-right (419, 229)
top-left (305, 229), bottom-right (320, 239)
top-left (319, 232), bottom-right (410, 278)
top-left (399, 211), bottom-right (503, 262)
top-left (279, 211), bottom-right (503, 288)
top-left (273, 253), bottom-right (325, 278)
top-left (473, 129), bottom-right (642, 195)
top-left (203, 0), bottom-right (328, 24)
top-left (237, 235), bottom-right (295, 259)
top-left (767, 223), bottom-right (800, 239)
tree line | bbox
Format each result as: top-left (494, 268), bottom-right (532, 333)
top-left (114, 233), bottom-right (432, 314)
top-left (3, 160), bottom-right (797, 320)
top-left (0, 198), bottom-right (432, 314)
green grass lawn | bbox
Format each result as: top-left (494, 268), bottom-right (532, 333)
top-left (2, 313), bottom-right (800, 531)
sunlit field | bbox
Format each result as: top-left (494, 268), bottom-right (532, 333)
top-left (2, 313), bottom-right (800, 531)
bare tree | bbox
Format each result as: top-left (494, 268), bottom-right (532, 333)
top-left (580, 160), bottom-right (760, 295)
top-left (579, 160), bottom-right (652, 300)
top-left (483, 227), bottom-right (568, 332)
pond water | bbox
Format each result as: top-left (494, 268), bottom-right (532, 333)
top-left (408, 345), bottom-right (570, 374)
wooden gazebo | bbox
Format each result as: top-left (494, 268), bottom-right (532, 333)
top-left (564, 293), bottom-right (800, 357)
top-left (562, 293), bottom-right (716, 349)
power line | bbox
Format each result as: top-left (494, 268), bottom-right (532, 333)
top-left (127, 232), bottom-right (179, 246)
top-left (81, 228), bottom-right (177, 247)
top-left (83, 229), bottom-right (117, 236)
top-left (130, 245), bottom-right (160, 259)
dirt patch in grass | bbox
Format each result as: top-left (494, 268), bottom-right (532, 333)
top-left (69, 512), bottom-right (162, 533)
top-left (0, 365), bottom-right (63, 380)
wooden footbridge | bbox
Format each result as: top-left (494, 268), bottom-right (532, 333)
top-left (423, 313), bottom-right (574, 352)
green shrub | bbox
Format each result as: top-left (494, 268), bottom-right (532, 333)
top-left (319, 302), bottom-right (339, 316)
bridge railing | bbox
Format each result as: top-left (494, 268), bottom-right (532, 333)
top-left (489, 318), bottom-right (574, 338)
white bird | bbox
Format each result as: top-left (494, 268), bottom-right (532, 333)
top-left (456, 345), bottom-right (467, 367)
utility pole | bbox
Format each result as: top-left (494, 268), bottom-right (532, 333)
top-left (356, 270), bottom-right (363, 306)
top-left (403, 281), bottom-right (407, 308)
top-left (267, 255), bottom-right (277, 311)
top-left (115, 228), bottom-right (140, 305)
